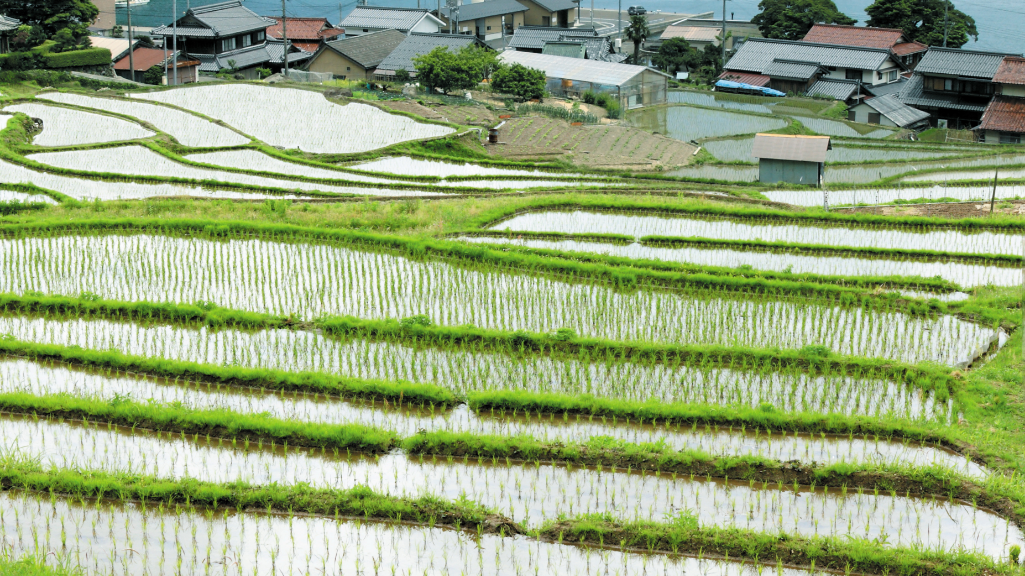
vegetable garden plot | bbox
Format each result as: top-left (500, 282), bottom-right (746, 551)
top-left (0, 234), bottom-right (994, 364)
top-left (30, 148), bottom-right (445, 197)
top-left (3, 415), bottom-right (1016, 555)
top-left (491, 210), bottom-right (1023, 257)
top-left (766, 184), bottom-right (1025, 207)
top-left (132, 84), bottom-right (455, 153)
top-left (666, 91), bottom-right (774, 114)
top-left (629, 106), bottom-right (788, 142)
top-left (458, 236), bottom-right (1021, 288)
top-left (350, 156), bottom-right (582, 178)
top-left (0, 157), bottom-right (310, 201)
top-left (0, 317), bottom-right (942, 419)
top-left (787, 116), bottom-right (894, 139)
top-left (0, 190), bottom-right (56, 204)
top-left (37, 92), bottom-right (250, 148)
top-left (0, 491), bottom-right (815, 576)
top-left (4, 103), bottom-right (154, 146)
top-left (904, 167), bottom-right (1025, 182)
top-left (1, 357), bottom-right (975, 473)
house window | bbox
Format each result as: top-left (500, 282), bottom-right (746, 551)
top-left (487, 25), bottom-right (492, 30)
top-left (877, 71), bottom-right (883, 80)
top-left (255, 31), bottom-right (265, 42)
top-left (848, 110), bottom-right (856, 122)
top-left (979, 132), bottom-right (986, 143)
top-left (220, 37), bottom-right (236, 52)
top-left (1001, 132), bottom-right (1022, 144)
top-left (542, 16), bottom-right (550, 25)
top-left (242, 34), bottom-right (252, 48)
top-left (362, 28), bottom-right (369, 32)
top-left (888, 70), bottom-right (898, 82)
top-left (845, 69), bottom-right (861, 81)
top-left (944, 78), bottom-right (953, 90)
top-left (346, 66), bottom-right (351, 71)
top-left (867, 112), bottom-right (881, 125)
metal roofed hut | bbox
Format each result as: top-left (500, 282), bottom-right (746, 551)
top-left (498, 50), bottom-right (669, 109)
top-left (751, 133), bottom-right (831, 186)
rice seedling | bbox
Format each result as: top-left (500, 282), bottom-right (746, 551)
top-left (489, 209), bottom-right (1023, 257)
top-left (132, 84), bottom-right (455, 153)
top-left (457, 236), bottom-right (1021, 288)
top-left (0, 356), bottom-right (978, 473)
top-left (666, 92), bottom-right (775, 114)
top-left (0, 233), bottom-right (995, 364)
top-left (0, 412), bottom-right (1015, 555)
top-left (765, 183), bottom-right (1025, 207)
top-left (0, 489), bottom-right (818, 576)
top-left (0, 157), bottom-right (314, 201)
top-left (0, 191), bottom-right (56, 204)
top-left (36, 92), bottom-right (251, 148)
top-left (630, 106), bottom-right (788, 142)
top-left (664, 164), bottom-right (760, 182)
top-left (350, 156), bottom-right (580, 178)
top-left (787, 116), bottom-right (894, 139)
top-left (3, 103), bottom-right (154, 146)
top-left (824, 154), bottom-right (1025, 184)
top-left (702, 138), bottom-right (974, 164)
top-left (0, 316), bottom-right (946, 420)
top-left (904, 167), bottom-right (1025, 182)
top-left (29, 147), bottom-right (446, 197)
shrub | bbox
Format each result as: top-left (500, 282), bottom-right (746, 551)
top-left (41, 47), bottom-right (111, 69)
top-left (257, 67), bottom-right (272, 79)
top-left (491, 63), bottom-right (545, 101)
top-left (143, 65), bottom-right (164, 85)
top-left (1011, 545), bottom-right (1021, 565)
top-left (394, 68), bottom-right (411, 82)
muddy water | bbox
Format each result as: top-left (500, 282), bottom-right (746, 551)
top-left (0, 316), bottom-right (944, 419)
top-left (457, 235), bottom-right (1020, 288)
top-left (0, 356), bottom-right (979, 474)
top-left (1, 413), bottom-right (1017, 557)
top-left (0, 490), bottom-right (816, 576)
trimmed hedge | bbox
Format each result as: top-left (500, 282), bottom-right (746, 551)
top-left (42, 48), bottom-right (112, 69)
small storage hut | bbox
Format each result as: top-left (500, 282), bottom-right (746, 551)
top-left (752, 133), bottom-right (831, 186)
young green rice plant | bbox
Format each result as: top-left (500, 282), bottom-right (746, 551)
top-left (630, 106), bottom-right (788, 142)
top-left (765, 183), bottom-right (1025, 207)
top-left (37, 92), bottom-right (251, 148)
top-left (4, 103), bottom-right (154, 147)
top-left (132, 84), bottom-right (455, 153)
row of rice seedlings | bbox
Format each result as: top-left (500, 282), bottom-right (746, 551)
top-left (904, 167), bottom-right (1025, 182)
top-left (765, 184), bottom-right (1025, 207)
top-left (2, 413), bottom-right (1016, 554)
top-left (667, 91), bottom-right (775, 113)
top-left (786, 116), bottom-right (894, 139)
top-left (703, 138), bottom-right (972, 164)
top-left (37, 92), bottom-right (251, 148)
top-left (826, 154), bottom-right (1025, 184)
top-left (188, 150), bottom-right (610, 191)
top-left (459, 236), bottom-right (1018, 289)
top-left (4, 103), bottom-right (154, 147)
top-left (631, 106), bottom-right (788, 142)
top-left (133, 84), bottom-right (455, 154)
top-left (349, 156), bottom-right (581, 178)
top-left (490, 209), bottom-right (1021, 257)
top-left (0, 316), bottom-right (947, 421)
top-left (0, 356), bottom-right (976, 474)
top-left (0, 190), bottom-right (56, 204)
top-left (29, 147), bottom-right (446, 197)
top-left (0, 490), bottom-right (799, 576)
top-left (0, 234), bottom-right (995, 364)
top-left (0, 156), bottom-right (312, 201)
top-left (664, 164), bottom-right (759, 182)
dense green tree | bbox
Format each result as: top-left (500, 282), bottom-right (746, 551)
top-left (491, 63), bottom-right (546, 101)
top-left (866, 0), bottom-right (977, 47)
top-left (0, 0), bottom-right (99, 40)
top-left (462, 45), bottom-right (499, 81)
top-left (412, 46), bottom-right (481, 95)
top-left (652, 37), bottom-right (702, 76)
top-left (10, 25), bottom-right (46, 51)
top-left (624, 14), bottom-right (650, 65)
top-left (752, 0), bottom-right (855, 40)
top-left (143, 65), bottom-right (164, 86)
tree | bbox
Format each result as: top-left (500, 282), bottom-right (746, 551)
top-left (752, 0), bottom-right (855, 40)
top-left (461, 45), bottom-right (499, 81)
top-left (0, 0), bottom-right (99, 39)
top-left (51, 28), bottom-right (88, 53)
top-left (491, 63), bottom-right (546, 101)
top-left (394, 68), bottom-right (411, 82)
top-left (143, 65), bottom-right (164, 85)
top-left (624, 14), bottom-right (650, 64)
top-left (652, 37), bottom-right (702, 76)
top-left (412, 46), bottom-right (480, 95)
top-left (10, 25), bottom-right (46, 51)
top-left (866, 0), bottom-right (977, 47)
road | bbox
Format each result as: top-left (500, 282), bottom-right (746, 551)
top-left (569, 9), bottom-right (713, 36)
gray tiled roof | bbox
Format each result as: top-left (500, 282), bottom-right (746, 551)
top-left (441, 0), bottom-right (528, 21)
top-left (192, 44), bottom-right (273, 72)
top-left (530, 0), bottom-right (579, 12)
top-left (764, 59), bottom-right (822, 80)
top-left (897, 74), bottom-right (988, 112)
top-left (375, 33), bottom-right (488, 74)
top-left (726, 38), bottom-right (893, 73)
top-left (543, 40), bottom-right (586, 58)
top-left (0, 14), bottom-right (20, 32)
top-left (805, 78), bottom-right (860, 100)
top-left (862, 94), bottom-right (930, 127)
top-left (752, 134), bottom-right (831, 162)
top-left (499, 50), bottom-right (667, 85)
top-left (560, 35), bottom-right (611, 60)
top-left (509, 26), bottom-right (597, 50)
top-left (316, 29), bottom-right (407, 69)
top-left (152, 1), bottom-right (272, 38)
top-left (914, 47), bottom-right (1018, 80)
top-left (863, 77), bottom-right (906, 97)
top-left (340, 7), bottom-right (433, 32)
top-left (266, 39), bottom-right (313, 65)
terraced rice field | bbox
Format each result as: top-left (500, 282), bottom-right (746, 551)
top-left (4, 81), bottom-right (1025, 576)
top-left (5, 102), bottom-right (155, 146)
top-left (703, 137), bottom-right (977, 164)
top-left (787, 116), bottom-right (894, 139)
top-left (766, 183), bottom-right (1025, 207)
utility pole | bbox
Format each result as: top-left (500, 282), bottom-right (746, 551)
top-left (942, 0), bottom-right (949, 47)
top-left (339, 3), bottom-right (343, 24)
top-left (282, 0), bottom-right (289, 77)
top-left (590, 0), bottom-right (593, 28)
top-left (127, 0), bottom-right (135, 81)
top-left (618, 0), bottom-right (622, 36)
top-left (173, 0), bottom-right (178, 85)
top-left (721, 0), bottom-right (726, 69)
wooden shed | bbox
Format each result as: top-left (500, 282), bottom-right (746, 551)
top-left (751, 134), bottom-right (831, 186)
